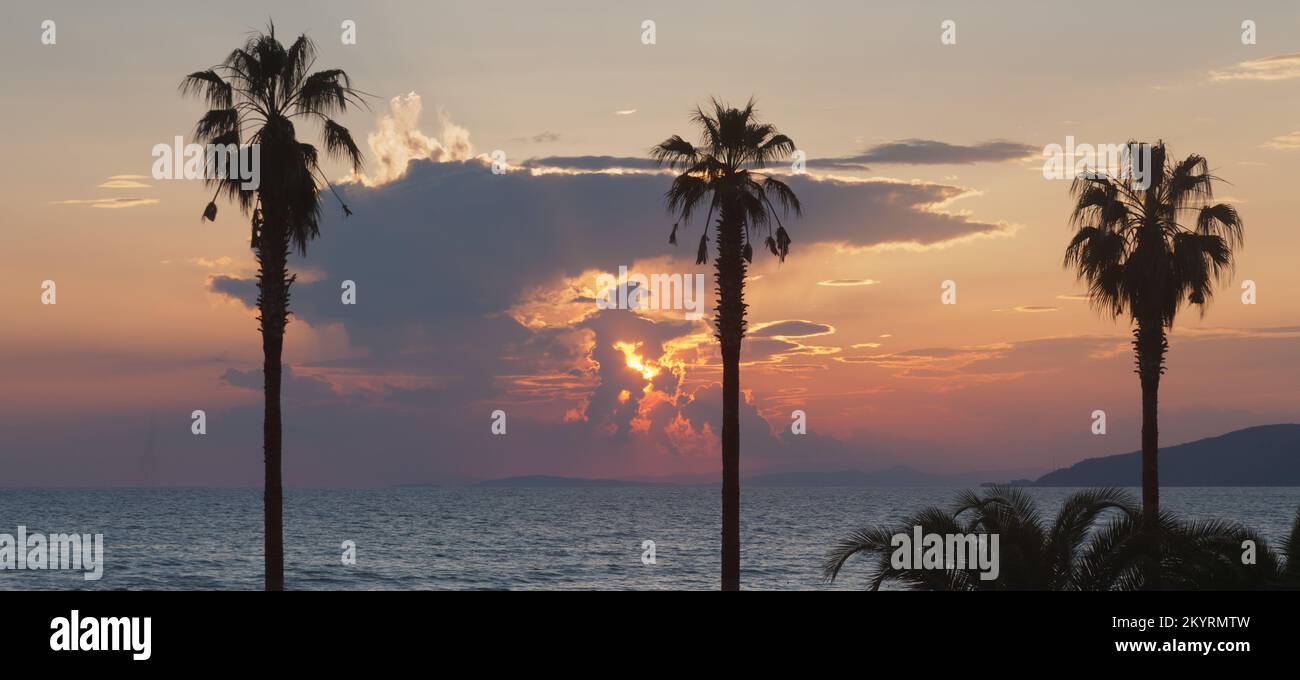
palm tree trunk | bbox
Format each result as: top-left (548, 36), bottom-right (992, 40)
top-left (1138, 356), bottom-right (1161, 590)
top-left (720, 344), bottom-right (740, 591)
top-left (262, 323), bottom-right (284, 591)
top-left (1133, 316), bottom-right (1165, 528)
top-left (257, 228), bottom-right (289, 592)
top-left (1139, 368), bottom-right (1159, 522)
top-left (715, 203), bottom-right (746, 591)
top-left (1133, 312), bottom-right (1168, 590)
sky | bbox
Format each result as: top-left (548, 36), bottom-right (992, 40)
top-left (2, 1), bottom-right (1299, 486)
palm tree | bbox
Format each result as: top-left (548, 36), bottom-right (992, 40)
top-left (824, 486), bottom-right (1136, 590)
top-left (1080, 507), bottom-right (1292, 590)
top-left (181, 23), bottom-right (365, 590)
top-left (824, 486), bottom-right (1300, 590)
top-left (1064, 142), bottom-right (1243, 527)
top-left (652, 99), bottom-right (801, 590)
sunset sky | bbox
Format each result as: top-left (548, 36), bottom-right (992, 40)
top-left (3, 1), bottom-right (1299, 486)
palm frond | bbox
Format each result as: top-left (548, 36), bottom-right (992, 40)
top-left (1281, 509), bottom-right (1300, 583)
top-left (179, 70), bottom-right (233, 109)
top-left (1045, 488), bottom-right (1138, 588)
top-left (280, 34), bottom-right (316, 100)
top-left (297, 69), bottom-right (357, 116)
top-left (1166, 153), bottom-right (1212, 208)
top-left (193, 108), bottom-right (240, 143)
top-left (650, 135), bottom-right (698, 169)
top-left (1196, 203), bottom-right (1244, 248)
top-left (762, 176), bottom-right (802, 216)
top-left (321, 119), bottom-right (363, 170)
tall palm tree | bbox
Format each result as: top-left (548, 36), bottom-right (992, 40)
top-left (181, 23), bottom-right (365, 590)
top-left (652, 98), bottom-right (801, 591)
top-left (825, 486), bottom-right (1300, 590)
top-left (1064, 142), bottom-right (1243, 527)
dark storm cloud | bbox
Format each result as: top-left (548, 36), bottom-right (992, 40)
top-left (208, 274), bottom-right (256, 306)
top-left (220, 366), bottom-right (339, 403)
top-left (207, 158), bottom-right (1005, 347)
top-left (817, 139), bottom-right (1037, 169)
top-left (512, 131), bottom-right (562, 144)
top-left (187, 157), bottom-right (1011, 483)
top-left (523, 155), bottom-right (661, 170)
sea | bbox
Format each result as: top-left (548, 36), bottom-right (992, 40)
top-left (2, 486), bottom-right (1297, 590)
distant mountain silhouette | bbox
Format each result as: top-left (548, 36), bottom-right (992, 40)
top-left (476, 475), bottom-right (654, 488)
top-left (469, 429), bottom-right (1300, 488)
top-left (1034, 424), bottom-right (1300, 486)
top-left (745, 466), bottom-right (989, 487)
top-left (477, 467), bottom-right (1004, 488)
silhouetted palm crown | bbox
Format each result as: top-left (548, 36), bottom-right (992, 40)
top-left (1065, 142), bottom-right (1242, 327)
top-left (181, 23), bottom-right (365, 250)
top-left (652, 98), bottom-right (800, 272)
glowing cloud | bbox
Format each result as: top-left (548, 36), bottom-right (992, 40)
top-left (817, 278), bottom-right (879, 287)
top-left (350, 91), bottom-right (476, 187)
top-left (54, 198), bottom-right (159, 209)
top-left (1210, 53), bottom-right (1300, 82)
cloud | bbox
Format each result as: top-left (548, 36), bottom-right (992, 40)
top-left (208, 274), bottom-right (256, 304)
top-left (790, 177), bottom-right (1014, 250)
top-left (817, 278), bottom-right (878, 287)
top-left (205, 105), bottom-right (1012, 409)
top-left (576, 309), bottom-right (691, 436)
top-left (350, 91), bottom-right (476, 186)
top-left (835, 338), bottom-right (1095, 386)
top-left (1263, 131), bottom-right (1300, 150)
top-left (524, 155), bottom-right (662, 171)
top-left (751, 320), bottom-right (834, 338)
top-left (512, 131), bottom-right (562, 144)
top-left (818, 139), bottom-right (1037, 169)
top-left (186, 256), bottom-right (234, 269)
top-left (1210, 53), bottom-right (1300, 82)
top-left (194, 102), bottom-right (1018, 483)
top-left (220, 366), bottom-right (339, 403)
top-left (98, 178), bottom-right (152, 189)
top-left (212, 158), bottom-right (1007, 326)
top-left (509, 164), bottom-right (1012, 252)
top-left (1177, 325), bottom-right (1300, 340)
top-left (54, 198), bottom-right (159, 209)
top-left (614, 109), bottom-right (637, 116)
top-left (992, 305), bottom-right (1059, 313)
top-left (61, 174), bottom-right (157, 207)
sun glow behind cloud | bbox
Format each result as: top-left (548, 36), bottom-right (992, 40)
top-left (615, 341), bottom-right (660, 380)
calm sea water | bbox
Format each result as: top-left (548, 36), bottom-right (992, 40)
top-left (2, 487), bottom-right (1297, 590)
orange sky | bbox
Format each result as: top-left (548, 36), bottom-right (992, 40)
top-left (3, 2), bottom-right (1299, 486)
